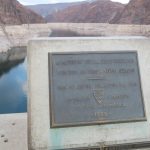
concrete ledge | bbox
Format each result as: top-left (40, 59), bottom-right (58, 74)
top-left (0, 113), bottom-right (27, 150)
top-left (28, 37), bottom-right (150, 150)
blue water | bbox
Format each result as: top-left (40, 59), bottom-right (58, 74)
top-left (0, 59), bottom-right (27, 114)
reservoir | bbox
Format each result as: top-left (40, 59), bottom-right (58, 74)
top-left (0, 59), bottom-right (27, 114)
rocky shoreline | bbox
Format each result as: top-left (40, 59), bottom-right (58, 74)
top-left (0, 46), bottom-right (26, 64)
top-left (0, 24), bottom-right (51, 65)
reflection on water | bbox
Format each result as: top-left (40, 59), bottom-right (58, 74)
top-left (0, 59), bottom-right (27, 114)
top-left (0, 59), bottom-right (25, 77)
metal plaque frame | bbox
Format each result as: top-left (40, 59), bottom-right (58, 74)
top-left (48, 51), bottom-right (146, 128)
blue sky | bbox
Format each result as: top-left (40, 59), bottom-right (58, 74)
top-left (18, 0), bottom-right (130, 5)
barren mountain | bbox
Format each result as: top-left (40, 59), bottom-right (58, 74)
top-left (0, 0), bottom-right (45, 25)
top-left (46, 0), bottom-right (124, 23)
top-left (27, 2), bottom-right (84, 17)
top-left (110, 0), bottom-right (150, 24)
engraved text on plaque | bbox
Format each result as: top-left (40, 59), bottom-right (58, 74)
top-left (48, 52), bottom-right (146, 128)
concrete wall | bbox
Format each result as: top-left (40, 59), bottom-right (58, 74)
top-left (1, 23), bottom-right (150, 53)
top-left (1, 23), bottom-right (150, 64)
top-left (47, 23), bottom-right (150, 36)
top-left (0, 24), bottom-right (51, 52)
top-left (0, 113), bottom-right (27, 150)
top-left (0, 46), bottom-right (26, 64)
top-left (28, 37), bottom-right (150, 150)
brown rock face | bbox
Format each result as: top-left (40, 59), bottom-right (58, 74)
top-left (111, 0), bottom-right (150, 24)
top-left (0, 0), bottom-right (45, 25)
top-left (46, 0), bottom-right (124, 23)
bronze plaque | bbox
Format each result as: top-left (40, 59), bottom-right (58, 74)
top-left (48, 51), bottom-right (146, 128)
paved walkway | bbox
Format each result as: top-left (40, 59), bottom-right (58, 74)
top-left (0, 113), bottom-right (27, 150)
top-left (0, 113), bottom-right (149, 150)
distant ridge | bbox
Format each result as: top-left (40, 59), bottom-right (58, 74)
top-left (110, 0), bottom-right (150, 24)
top-left (45, 0), bottom-right (124, 23)
top-left (27, 1), bottom-right (85, 17)
top-left (0, 0), bottom-right (45, 25)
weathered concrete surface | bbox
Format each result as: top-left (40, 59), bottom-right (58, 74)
top-left (0, 113), bottom-right (27, 150)
top-left (47, 23), bottom-right (150, 37)
top-left (7, 46), bottom-right (26, 61)
top-left (1, 23), bottom-right (150, 53)
top-left (0, 23), bottom-right (51, 64)
top-left (0, 112), bottom-right (149, 150)
top-left (0, 110), bottom-right (149, 150)
top-left (0, 46), bottom-right (26, 66)
top-left (0, 24), bottom-right (51, 52)
top-left (28, 37), bottom-right (150, 150)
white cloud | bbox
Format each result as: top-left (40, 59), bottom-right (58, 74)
top-left (111, 0), bottom-right (130, 4)
top-left (18, 0), bottom-right (86, 5)
top-left (18, 0), bottom-right (130, 5)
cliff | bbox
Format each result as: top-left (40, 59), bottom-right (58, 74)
top-left (46, 0), bottom-right (124, 23)
top-left (110, 0), bottom-right (150, 24)
top-left (27, 2), bottom-right (84, 17)
top-left (0, 0), bottom-right (45, 25)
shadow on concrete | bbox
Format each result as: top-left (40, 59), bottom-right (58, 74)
top-left (50, 29), bottom-right (100, 37)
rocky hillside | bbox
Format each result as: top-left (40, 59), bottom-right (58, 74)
top-left (0, 0), bottom-right (45, 25)
top-left (110, 0), bottom-right (150, 24)
top-left (27, 2), bottom-right (84, 17)
top-left (46, 0), bottom-right (124, 23)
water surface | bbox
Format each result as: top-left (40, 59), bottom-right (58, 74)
top-left (0, 59), bottom-right (27, 114)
